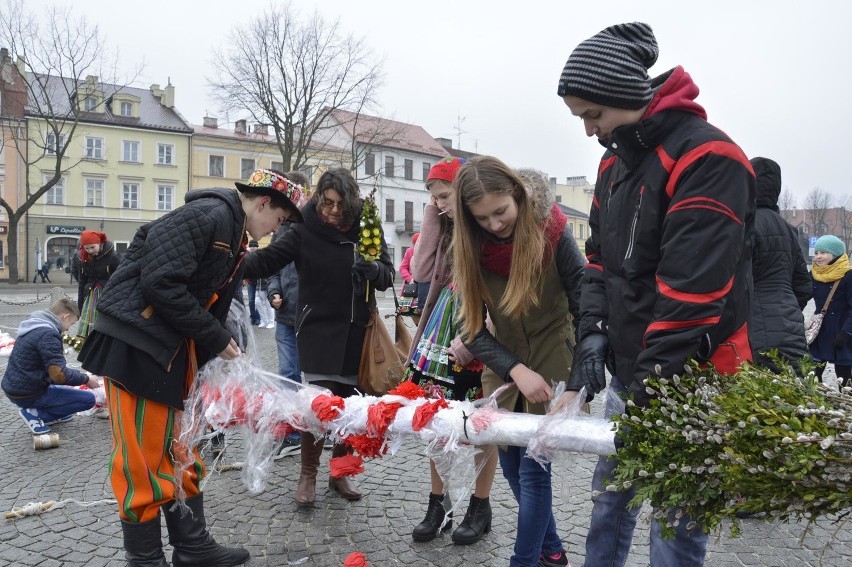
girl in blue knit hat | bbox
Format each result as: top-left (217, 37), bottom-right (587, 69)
top-left (809, 234), bottom-right (852, 388)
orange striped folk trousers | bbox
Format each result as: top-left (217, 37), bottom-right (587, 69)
top-left (104, 378), bottom-right (205, 522)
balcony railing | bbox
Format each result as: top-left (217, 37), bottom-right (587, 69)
top-left (394, 219), bottom-right (421, 234)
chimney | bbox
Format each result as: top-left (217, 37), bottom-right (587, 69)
top-left (549, 177), bottom-right (557, 186)
top-left (235, 119), bottom-right (247, 135)
top-left (435, 137), bottom-right (453, 150)
top-left (162, 83), bottom-right (175, 108)
top-left (203, 116), bottom-right (218, 128)
top-left (254, 123), bottom-right (268, 135)
top-left (150, 83), bottom-right (163, 99)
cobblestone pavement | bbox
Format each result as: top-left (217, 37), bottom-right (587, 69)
top-left (0, 285), bottom-right (849, 566)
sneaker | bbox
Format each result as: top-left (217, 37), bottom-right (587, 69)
top-left (45, 414), bottom-right (76, 425)
top-left (273, 437), bottom-right (302, 460)
top-left (538, 551), bottom-right (571, 567)
top-left (95, 408), bottom-right (110, 419)
top-left (266, 322), bottom-right (276, 329)
top-left (19, 408), bottom-right (50, 435)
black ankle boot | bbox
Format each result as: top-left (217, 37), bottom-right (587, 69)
top-left (412, 493), bottom-right (453, 542)
top-left (163, 494), bottom-right (250, 567)
top-left (121, 517), bottom-right (168, 566)
top-left (451, 495), bottom-right (492, 545)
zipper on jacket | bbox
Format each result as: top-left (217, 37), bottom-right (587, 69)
top-left (344, 241), bottom-right (359, 323)
top-left (295, 305), bottom-right (312, 337)
top-left (624, 186), bottom-right (644, 260)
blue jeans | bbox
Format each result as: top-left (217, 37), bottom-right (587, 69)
top-left (16, 385), bottom-right (96, 422)
top-left (584, 377), bottom-right (708, 567)
top-left (499, 445), bottom-right (563, 567)
top-left (275, 323), bottom-right (301, 382)
top-left (246, 281), bottom-right (260, 324)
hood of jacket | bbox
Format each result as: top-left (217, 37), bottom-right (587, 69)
top-left (516, 167), bottom-right (556, 225)
top-left (750, 157), bottom-right (782, 211)
top-left (18, 310), bottom-right (60, 337)
top-left (643, 66), bottom-right (707, 121)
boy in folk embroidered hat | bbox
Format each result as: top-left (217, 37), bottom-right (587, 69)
top-left (556, 22), bottom-right (755, 567)
top-left (78, 168), bottom-right (303, 565)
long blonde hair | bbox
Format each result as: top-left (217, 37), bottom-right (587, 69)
top-left (452, 156), bottom-right (547, 339)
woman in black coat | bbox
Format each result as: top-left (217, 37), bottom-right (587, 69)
top-left (246, 168), bottom-right (394, 507)
top-left (77, 230), bottom-right (120, 338)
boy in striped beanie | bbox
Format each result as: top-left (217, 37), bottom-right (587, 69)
top-left (556, 21), bottom-right (755, 567)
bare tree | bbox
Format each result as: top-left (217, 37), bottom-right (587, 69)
top-left (0, 0), bottom-right (133, 284)
top-left (778, 187), bottom-right (796, 218)
top-left (209, 2), bottom-right (384, 173)
top-left (804, 187), bottom-right (834, 236)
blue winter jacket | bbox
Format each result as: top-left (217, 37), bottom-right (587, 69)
top-left (1, 310), bottom-right (89, 404)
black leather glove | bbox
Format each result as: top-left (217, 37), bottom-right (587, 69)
top-left (567, 333), bottom-right (609, 394)
top-left (834, 332), bottom-right (851, 351)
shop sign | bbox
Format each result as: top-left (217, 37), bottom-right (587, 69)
top-left (46, 225), bottom-right (86, 235)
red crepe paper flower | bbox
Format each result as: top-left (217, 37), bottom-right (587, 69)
top-left (312, 395), bottom-right (345, 422)
top-left (366, 402), bottom-right (402, 438)
top-left (272, 421), bottom-right (294, 440)
top-left (411, 399), bottom-right (449, 431)
top-left (200, 383), bottom-right (221, 407)
top-left (343, 433), bottom-right (386, 459)
top-left (343, 551), bottom-right (370, 567)
top-left (388, 380), bottom-right (426, 400)
top-left (329, 453), bottom-right (364, 478)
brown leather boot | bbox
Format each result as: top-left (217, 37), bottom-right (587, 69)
top-left (295, 433), bottom-right (323, 507)
top-left (328, 443), bottom-right (363, 501)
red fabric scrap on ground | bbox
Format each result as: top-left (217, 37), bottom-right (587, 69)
top-left (343, 551), bottom-right (370, 566)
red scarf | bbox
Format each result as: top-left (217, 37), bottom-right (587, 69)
top-left (480, 204), bottom-right (567, 277)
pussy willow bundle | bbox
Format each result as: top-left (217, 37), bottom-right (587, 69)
top-left (611, 357), bottom-right (851, 537)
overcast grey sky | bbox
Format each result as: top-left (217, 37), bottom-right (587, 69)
top-left (28, 0), bottom-right (852, 204)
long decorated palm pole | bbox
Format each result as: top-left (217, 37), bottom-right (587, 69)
top-left (358, 185), bottom-right (382, 302)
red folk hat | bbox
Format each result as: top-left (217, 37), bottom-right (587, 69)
top-left (427, 157), bottom-right (465, 184)
top-left (80, 230), bottom-right (106, 246)
top-left (235, 169), bottom-right (304, 223)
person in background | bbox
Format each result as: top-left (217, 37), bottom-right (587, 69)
top-left (245, 240), bottom-right (261, 326)
top-left (78, 168), bottom-right (304, 566)
top-left (556, 22), bottom-right (755, 567)
top-left (748, 157), bottom-right (811, 370)
top-left (77, 230), bottom-right (120, 341)
top-left (244, 168), bottom-right (394, 508)
top-left (808, 235), bottom-right (852, 389)
top-left (268, 170), bottom-right (312, 459)
top-left (70, 244), bottom-right (81, 284)
top-left (2, 298), bottom-right (99, 435)
top-left (399, 232), bottom-right (419, 287)
top-left (453, 157), bottom-right (584, 567)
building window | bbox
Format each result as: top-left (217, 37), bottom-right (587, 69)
top-left (120, 101), bottom-right (132, 116)
top-left (578, 225), bottom-right (584, 239)
top-left (83, 96), bottom-right (97, 111)
top-left (385, 199), bottom-right (394, 222)
top-left (404, 159), bottom-right (413, 180)
top-left (157, 143), bottom-right (174, 165)
top-left (157, 184), bottom-right (174, 211)
top-left (404, 201), bottom-right (414, 232)
top-left (568, 222), bottom-right (574, 237)
top-left (85, 178), bottom-right (104, 207)
top-left (555, 195), bottom-right (562, 203)
top-left (122, 140), bottom-right (140, 162)
top-left (45, 132), bottom-right (66, 156)
top-left (85, 136), bottom-right (104, 160)
top-left (365, 153), bottom-right (375, 176)
top-left (209, 155), bottom-right (224, 177)
top-left (240, 158), bottom-right (256, 179)
top-left (122, 182), bottom-right (139, 209)
top-left (270, 160), bottom-right (284, 171)
top-left (43, 177), bottom-right (65, 205)
top-left (385, 156), bottom-right (395, 178)
top-left (423, 162), bottom-right (431, 180)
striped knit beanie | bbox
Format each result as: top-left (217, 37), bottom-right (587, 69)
top-left (557, 22), bottom-right (659, 110)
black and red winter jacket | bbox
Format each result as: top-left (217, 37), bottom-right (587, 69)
top-left (578, 66), bottom-right (755, 405)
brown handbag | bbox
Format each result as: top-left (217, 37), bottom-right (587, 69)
top-left (358, 289), bottom-right (412, 395)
